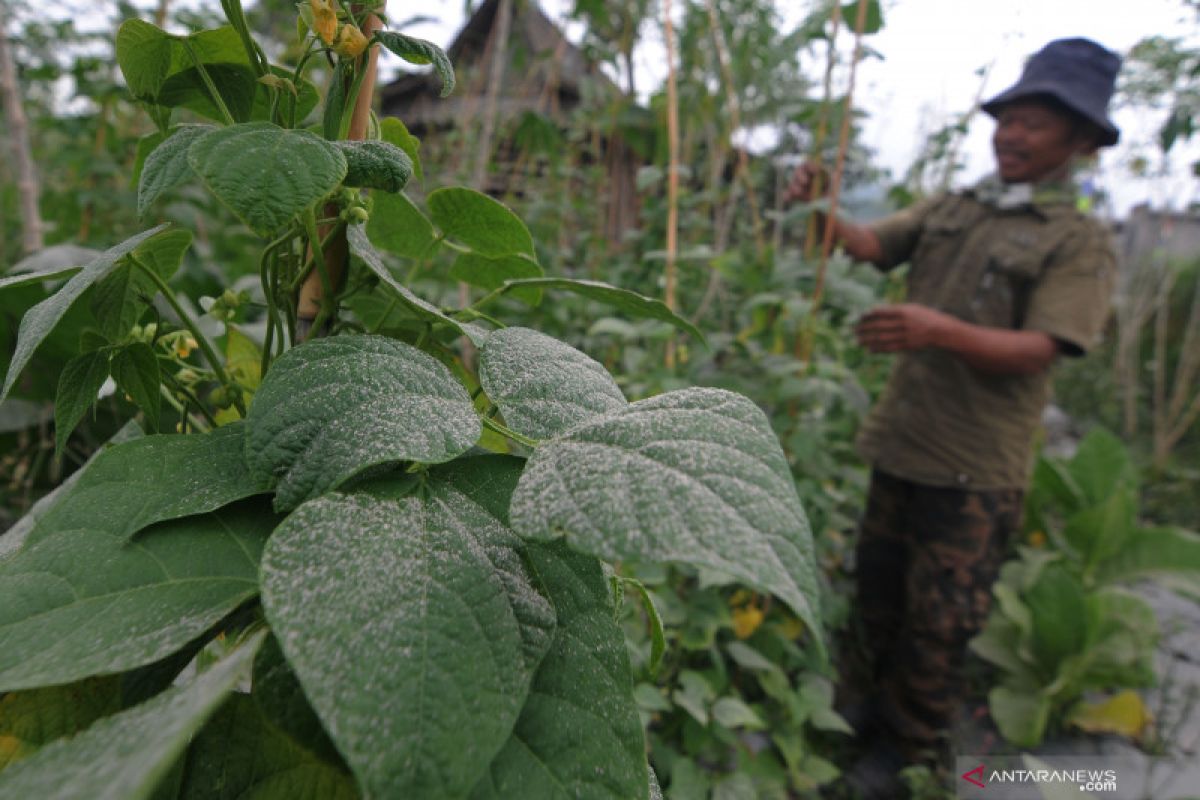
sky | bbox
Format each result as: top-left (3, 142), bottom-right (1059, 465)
top-left (392, 0), bottom-right (1199, 218)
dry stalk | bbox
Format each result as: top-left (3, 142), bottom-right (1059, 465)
top-left (663, 0), bottom-right (681, 369)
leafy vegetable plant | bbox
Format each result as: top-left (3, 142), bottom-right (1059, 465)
top-left (970, 429), bottom-right (1200, 747)
top-left (0, 2), bottom-right (821, 797)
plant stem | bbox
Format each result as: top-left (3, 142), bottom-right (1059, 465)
top-left (182, 40), bottom-right (237, 126)
top-left (482, 416), bottom-right (538, 449)
top-left (132, 255), bottom-right (246, 417)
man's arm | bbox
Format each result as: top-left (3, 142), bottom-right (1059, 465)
top-left (784, 163), bottom-right (885, 266)
top-left (856, 304), bottom-right (1058, 375)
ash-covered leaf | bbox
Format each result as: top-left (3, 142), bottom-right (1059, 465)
top-left (479, 327), bottom-right (626, 440)
top-left (0, 631), bottom-right (263, 800)
top-left (337, 139), bottom-right (413, 193)
top-left (373, 31), bottom-right (455, 97)
top-left (138, 124), bottom-right (215, 217)
top-left (510, 387), bottom-right (822, 648)
top-left (470, 541), bottom-right (647, 800)
top-left (260, 464), bottom-right (555, 798)
top-left (187, 122), bottom-right (347, 237)
top-left (244, 335), bottom-right (479, 511)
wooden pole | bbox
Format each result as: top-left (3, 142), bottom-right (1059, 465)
top-left (297, 4), bottom-right (383, 331)
top-left (806, 0), bottom-right (864, 335)
top-left (0, 8), bottom-right (44, 254)
top-left (802, 1), bottom-right (842, 260)
top-left (704, 0), bottom-right (765, 259)
top-left (663, 0), bottom-right (681, 369)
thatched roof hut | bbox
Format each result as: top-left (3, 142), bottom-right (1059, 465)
top-left (379, 0), bottom-right (642, 243)
top-left (380, 0), bottom-right (605, 134)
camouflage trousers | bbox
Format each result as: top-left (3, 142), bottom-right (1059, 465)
top-left (844, 469), bottom-right (1023, 758)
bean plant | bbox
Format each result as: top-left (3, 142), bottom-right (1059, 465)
top-left (0, 2), bottom-right (821, 797)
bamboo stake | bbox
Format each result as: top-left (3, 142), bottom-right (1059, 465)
top-left (0, 9), bottom-right (44, 254)
top-left (663, 0), bottom-right (681, 369)
top-left (704, 0), bottom-right (765, 259)
top-left (297, 4), bottom-right (383, 332)
top-left (802, 0), bottom-right (842, 260)
top-left (799, 0), bottom-right (870, 365)
top-left (471, 0), bottom-right (514, 190)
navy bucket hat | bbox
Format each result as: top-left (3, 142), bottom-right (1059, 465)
top-left (982, 38), bottom-right (1122, 147)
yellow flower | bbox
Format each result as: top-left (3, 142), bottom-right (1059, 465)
top-left (175, 335), bottom-right (198, 358)
top-left (310, 0), bottom-right (338, 45)
top-left (778, 615), bottom-right (806, 641)
top-left (731, 605), bottom-right (764, 640)
top-left (334, 23), bottom-right (369, 58)
top-left (1028, 530), bottom-right (1047, 549)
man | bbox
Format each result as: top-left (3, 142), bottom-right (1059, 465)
top-left (787, 38), bottom-right (1121, 796)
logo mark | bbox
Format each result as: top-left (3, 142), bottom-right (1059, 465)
top-left (962, 764), bottom-right (986, 788)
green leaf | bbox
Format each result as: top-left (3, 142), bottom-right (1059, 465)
top-left (380, 117), bottom-right (423, 182)
top-left (322, 60), bottom-right (351, 141)
top-left (1095, 525), bottom-right (1200, 584)
top-left (187, 122), bottom-right (347, 237)
top-left (839, 0), bottom-right (884, 34)
top-left (1081, 588), bottom-right (1157, 687)
top-left (1025, 563), bottom-right (1088, 675)
top-left (499, 278), bottom-right (706, 342)
top-left (251, 634), bottom-right (342, 766)
top-left (90, 266), bottom-right (153, 341)
top-left (90, 228), bottom-right (193, 343)
top-left (622, 577), bottom-right (665, 677)
top-left (138, 125), bottom-right (215, 217)
top-left (374, 31), bottom-right (456, 97)
top-left (1063, 488), bottom-right (1137, 573)
top-left (0, 498), bottom-right (275, 691)
top-left (0, 677), bottom-right (120, 770)
top-left (1, 226), bottom-right (169, 404)
top-left (25, 424), bottom-right (260, 549)
top-left (449, 253), bottom-right (543, 306)
top-left (365, 191), bottom-right (436, 259)
top-left (0, 266), bottom-right (82, 293)
top-left (1068, 428), bottom-right (1136, 505)
top-left (989, 684), bottom-right (1050, 747)
top-left (260, 465), bottom-right (555, 799)
top-left (0, 632), bottom-right (263, 800)
top-left (251, 66), bottom-right (320, 124)
top-left (115, 21), bottom-right (257, 122)
top-left (969, 614), bottom-right (1038, 684)
top-left (336, 139), bottom-right (413, 192)
top-left (175, 692), bottom-right (357, 799)
top-left (347, 223), bottom-right (487, 346)
top-left (132, 130), bottom-right (168, 187)
top-left (511, 387), bottom-right (822, 647)
top-left (1, 421), bottom-right (143, 563)
top-left (470, 541), bottom-right (648, 800)
top-left (478, 327), bottom-right (627, 440)
top-left (244, 334), bottom-right (480, 511)
top-left (53, 350), bottom-right (111, 458)
top-left (1031, 456), bottom-right (1085, 514)
top-left (712, 696), bottom-right (765, 730)
top-left (427, 188), bottom-right (535, 258)
top-left (111, 342), bottom-right (162, 433)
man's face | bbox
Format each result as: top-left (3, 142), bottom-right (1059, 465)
top-left (991, 100), bottom-right (1092, 183)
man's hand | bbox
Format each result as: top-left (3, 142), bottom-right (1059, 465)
top-left (855, 303), bottom-right (1059, 374)
top-left (855, 304), bottom-right (951, 353)
top-left (783, 162), bottom-right (829, 205)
